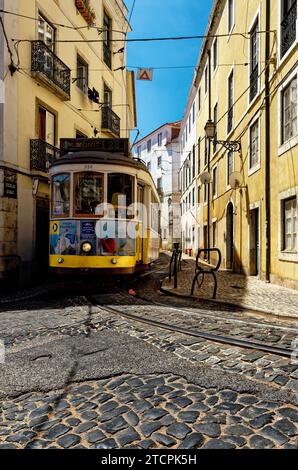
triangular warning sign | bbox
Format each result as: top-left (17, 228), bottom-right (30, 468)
top-left (137, 68), bottom-right (153, 81)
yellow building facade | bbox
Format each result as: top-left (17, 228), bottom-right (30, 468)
top-left (0, 0), bottom-right (136, 283)
top-left (186, 0), bottom-right (298, 289)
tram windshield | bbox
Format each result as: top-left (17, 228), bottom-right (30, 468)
top-left (75, 172), bottom-right (104, 215)
top-left (52, 174), bottom-right (70, 217)
top-left (108, 173), bottom-right (134, 218)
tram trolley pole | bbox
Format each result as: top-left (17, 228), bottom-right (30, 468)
top-left (191, 248), bottom-right (222, 299)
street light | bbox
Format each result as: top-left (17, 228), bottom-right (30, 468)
top-left (204, 119), bottom-right (241, 152)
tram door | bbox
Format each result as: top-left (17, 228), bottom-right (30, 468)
top-left (35, 198), bottom-right (50, 278)
top-left (136, 185), bottom-right (144, 262)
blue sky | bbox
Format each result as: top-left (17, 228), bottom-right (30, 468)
top-left (125, 0), bottom-right (214, 140)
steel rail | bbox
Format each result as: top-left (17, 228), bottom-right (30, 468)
top-left (87, 296), bottom-right (294, 358)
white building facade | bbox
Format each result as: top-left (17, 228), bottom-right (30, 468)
top-left (133, 122), bottom-right (181, 249)
top-left (179, 82), bottom-right (202, 256)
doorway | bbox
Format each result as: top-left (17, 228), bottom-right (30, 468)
top-left (226, 202), bottom-right (234, 269)
top-left (249, 207), bottom-right (259, 276)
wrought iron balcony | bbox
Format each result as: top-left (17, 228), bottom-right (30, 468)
top-left (281, 1), bottom-right (297, 58)
top-left (250, 65), bottom-right (259, 102)
top-left (31, 41), bottom-right (71, 100)
top-left (30, 139), bottom-right (60, 173)
top-left (227, 107), bottom-right (233, 134)
top-left (102, 106), bottom-right (120, 137)
top-left (103, 43), bottom-right (112, 69)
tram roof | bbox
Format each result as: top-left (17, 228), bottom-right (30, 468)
top-left (50, 151), bottom-right (149, 172)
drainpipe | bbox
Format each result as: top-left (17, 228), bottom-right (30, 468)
top-left (207, 49), bottom-right (212, 263)
top-left (265, 0), bottom-right (271, 282)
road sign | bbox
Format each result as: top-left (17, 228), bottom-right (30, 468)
top-left (137, 68), bottom-right (153, 81)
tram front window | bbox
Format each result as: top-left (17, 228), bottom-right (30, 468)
top-left (52, 174), bottom-right (70, 217)
top-left (75, 172), bottom-right (104, 215)
top-left (108, 173), bottom-right (134, 218)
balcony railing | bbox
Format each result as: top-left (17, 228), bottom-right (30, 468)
top-left (102, 106), bottom-right (120, 137)
top-left (31, 41), bottom-right (71, 100)
top-left (103, 43), bottom-right (112, 69)
top-left (30, 139), bottom-right (60, 172)
top-left (250, 65), bottom-right (259, 102)
top-left (281, 1), bottom-right (297, 58)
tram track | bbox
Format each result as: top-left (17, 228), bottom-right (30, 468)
top-left (86, 295), bottom-right (295, 359)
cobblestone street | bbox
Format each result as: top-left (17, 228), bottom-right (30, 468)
top-left (0, 262), bottom-right (298, 450)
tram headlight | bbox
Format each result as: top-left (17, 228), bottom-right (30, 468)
top-left (111, 258), bottom-right (117, 265)
top-left (82, 242), bottom-right (92, 253)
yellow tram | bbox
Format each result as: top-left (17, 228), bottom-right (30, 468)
top-left (49, 138), bottom-right (160, 274)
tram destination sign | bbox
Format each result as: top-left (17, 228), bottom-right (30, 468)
top-left (60, 138), bottom-right (129, 157)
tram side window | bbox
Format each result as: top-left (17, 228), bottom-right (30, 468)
top-left (108, 174), bottom-right (134, 217)
top-left (52, 174), bottom-right (70, 217)
top-left (75, 172), bottom-right (104, 215)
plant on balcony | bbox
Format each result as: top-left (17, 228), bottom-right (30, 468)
top-left (75, 0), bottom-right (96, 26)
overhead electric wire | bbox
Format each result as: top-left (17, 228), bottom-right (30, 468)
top-left (11, 29), bottom-right (276, 44)
top-left (0, 14), bottom-right (16, 70)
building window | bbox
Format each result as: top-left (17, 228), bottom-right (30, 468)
top-left (192, 187), bottom-right (195, 206)
top-left (192, 144), bottom-right (196, 178)
top-left (38, 106), bottom-right (55, 145)
top-left (157, 177), bottom-right (162, 191)
top-left (158, 156), bottom-right (162, 168)
top-left (212, 221), bottom-right (217, 247)
top-left (147, 161), bottom-right (151, 171)
top-left (197, 138), bottom-right (201, 174)
top-left (77, 55), bottom-right (88, 92)
top-left (198, 186), bottom-right (201, 204)
top-left (189, 114), bottom-right (191, 132)
top-left (198, 88), bottom-right (201, 111)
top-left (250, 19), bottom-right (259, 102)
top-left (192, 102), bottom-right (196, 124)
top-left (227, 151), bottom-right (234, 186)
top-left (249, 119), bottom-right (260, 170)
top-left (205, 65), bottom-right (208, 94)
top-left (228, 0), bottom-right (234, 33)
top-left (213, 38), bottom-right (218, 71)
top-left (158, 133), bottom-right (162, 146)
top-left (282, 196), bottom-right (297, 251)
top-left (204, 139), bottom-right (208, 166)
top-left (204, 184), bottom-right (208, 203)
top-left (213, 103), bottom-right (218, 153)
top-left (147, 139), bottom-right (152, 152)
top-left (212, 167), bottom-right (218, 198)
top-left (228, 70), bottom-right (234, 133)
top-left (282, 76), bottom-right (297, 143)
top-left (38, 14), bottom-right (55, 51)
top-left (281, 0), bottom-right (297, 58)
top-left (137, 146), bottom-right (141, 158)
top-left (103, 11), bottom-right (112, 69)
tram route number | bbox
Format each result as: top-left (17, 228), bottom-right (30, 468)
top-left (100, 454), bottom-right (198, 467)
top-left (84, 164), bottom-right (94, 170)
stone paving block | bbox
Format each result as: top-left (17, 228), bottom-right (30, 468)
top-left (152, 433), bottom-right (176, 447)
top-left (249, 413), bottom-right (274, 429)
top-left (86, 430), bottom-right (106, 444)
top-left (249, 435), bottom-right (274, 449)
top-left (101, 416), bottom-right (128, 434)
top-left (225, 424), bottom-right (253, 437)
top-left (274, 419), bottom-right (297, 437)
top-left (117, 427), bottom-right (140, 447)
top-left (167, 423), bottom-right (192, 439)
top-left (203, 438), bottom-right (236, 449)
top-left (140, 421), bottom-right (162, 438)
top-left (178, 432), bottom-right (204, 449)
top-left (43, 424), bottom-right (71, 441)
top-left (260, 426), bottom-right (289, 445)
top-left (57, 434), bottom-right (81, 448)
top-left (194, 422), bottom-right (221, 438)
top-left (278, 407), bottom-right (298, 422)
